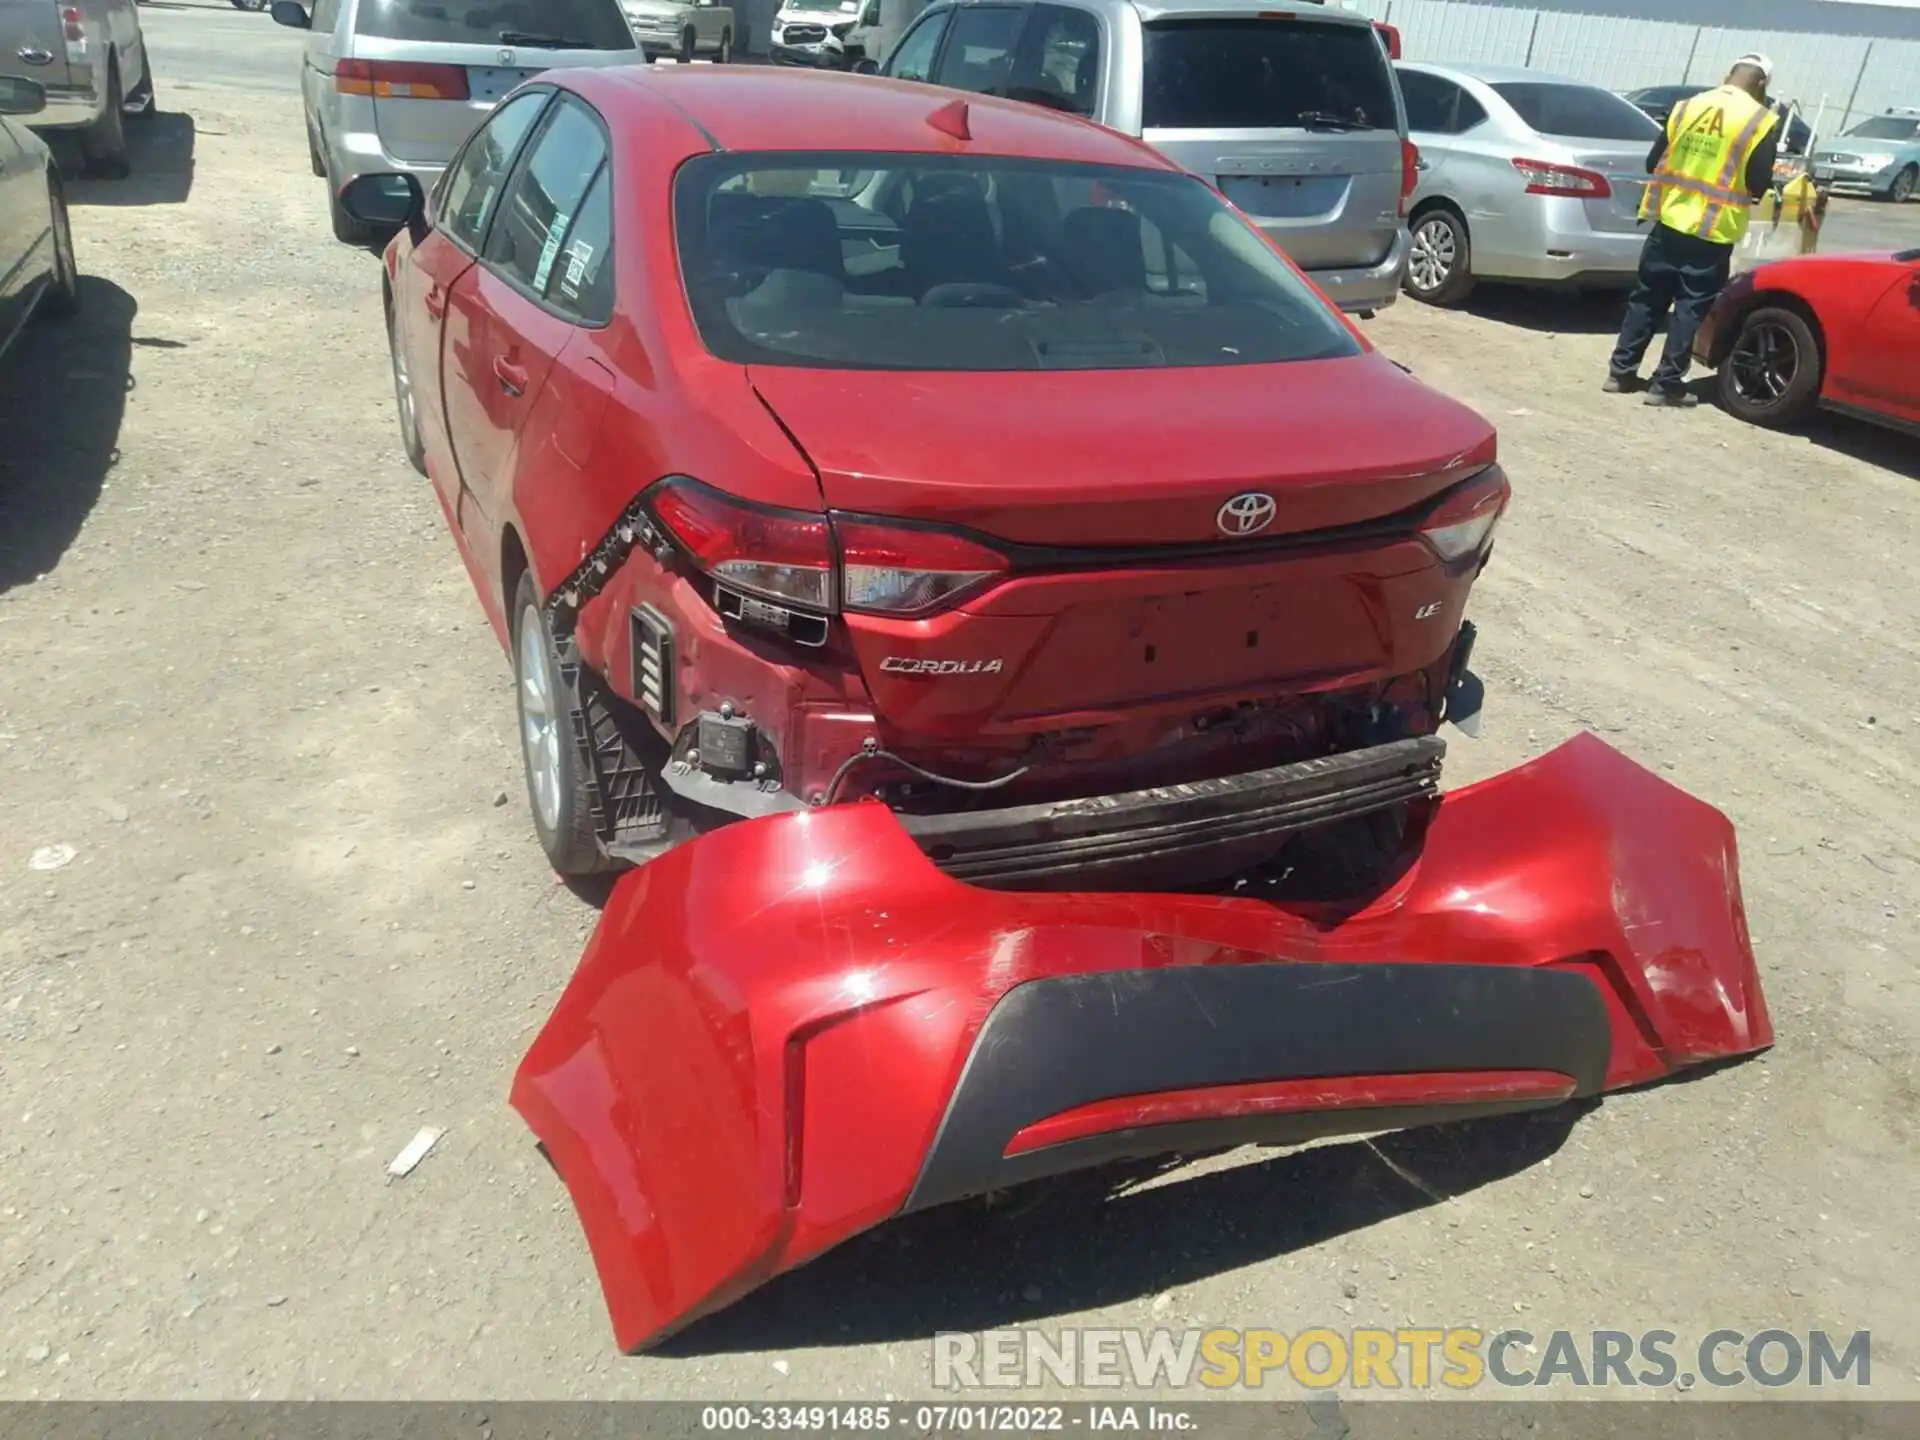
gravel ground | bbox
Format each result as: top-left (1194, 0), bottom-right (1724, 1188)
top-left (2, 30), bottom-right (1919, 1404)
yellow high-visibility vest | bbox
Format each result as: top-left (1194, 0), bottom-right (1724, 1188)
top-left (1639, 86), bottom-right (1781, 246)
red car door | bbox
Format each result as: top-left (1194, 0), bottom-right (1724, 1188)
top-left (441, 95), bottom-right (613, 562)
top-left (405, 88), bottom-right (554, 540)
top-left (1853, 262), bottom-right (1920, 426)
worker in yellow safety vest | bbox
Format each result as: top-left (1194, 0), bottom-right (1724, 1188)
top-left (1606, 54), bottom-right (1783, 407)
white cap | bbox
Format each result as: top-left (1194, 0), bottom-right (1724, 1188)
top-left (1734, 53), bottom-right (1775, 81)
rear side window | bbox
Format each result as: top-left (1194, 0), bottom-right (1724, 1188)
top-left (1141, 19), bottom-right (1397, 131)
top-left (1397, 70), bottom-right (1483, 135)
top-left (1007, 5), bottom-right (1100, 118)
top-left (545, 170), bottom-right (614, 323)
top-left (486, 98), bottom-right (611, 300)
top-left (1492, 82), bottom-right (1659, 142)
top-left (353, 0), bottom-right (634, 50)
top-left (933, 7), bottom-right (1025, 98)
top-left (438, 88), bottom-right (551, 250)
top-left (311, 0), bottom-right (341, 29)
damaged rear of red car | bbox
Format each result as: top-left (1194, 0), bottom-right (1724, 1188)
top-left (355, 65), bottom-right (1773, 1352)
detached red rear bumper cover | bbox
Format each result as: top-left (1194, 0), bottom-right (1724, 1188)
top-left (510, 733), bottom-right (1772, 1353)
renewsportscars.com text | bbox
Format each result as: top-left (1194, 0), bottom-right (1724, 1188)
top-left (932, 1327), bottom-right (1872, 1391)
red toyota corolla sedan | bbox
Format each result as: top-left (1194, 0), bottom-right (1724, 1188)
top-left (340, 65), bottom-right (1510, 883)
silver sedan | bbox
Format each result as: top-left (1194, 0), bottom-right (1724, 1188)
top-left (1395, 61), bottom-right (1663, 305)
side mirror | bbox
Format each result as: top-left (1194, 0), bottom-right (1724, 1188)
top-left (853, 58), bottom-right (879, 76)
top-left (338, 172), bottom-right (426, 232)
top-left (270, 2), bottom-right (312, 30)
top-left (0, 75), bottom-right (48, 116)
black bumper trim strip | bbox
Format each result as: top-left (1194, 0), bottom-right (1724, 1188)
top-left (902, 962), bottom-right (1611, 1214)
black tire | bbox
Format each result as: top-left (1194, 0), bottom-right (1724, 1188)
top-left (1890, 166), bottom-right (1917, 204)
top-left (307, 128), bottom-right (326, 178)
top-left (1717, 305), bottom-right (1823, 429)
top-left (82, 67), bottom-right (130, 179)
top-left (716, 27), bottom-right (732, 64)
top-left (125, 60), bottom-right (155, 122)
top-left (511, 573), bottom-right (614, 877)
top-left (385, 295), bottom-right (427, 475)
top-left (1404, 206), bottom-right (1474, 306)
top-left (37, 176), bottom-right (81, 320)
top-left (325, 165), bottom-right (372, 245)
top-left (680, 27), bottom-right (697, 63)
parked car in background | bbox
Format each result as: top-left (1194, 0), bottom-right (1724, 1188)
top-left (1694, 247), bottom-right (1920, 433)
top-left (1625, 83), bottom-right (1811, 157)
top-left (0, 0), bottom-right (153, 177)
top-left (1810, 108), bottom-right (1920, 203)
top-left (621, 0), bottom-right (735, 64)
top-left (874, 0), bottom-right (1416, 316)
top-left (0, 75), bottom-right (79, 363)
top-left (770, 0), bottom-right (862, 67)
top-left (1396, 62), bottom-right (1659, 306)
top-left (269, 0), bottom-right (643, 245)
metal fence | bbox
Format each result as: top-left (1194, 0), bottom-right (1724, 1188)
top-left (1352, 0), bottom-right (1920, 135)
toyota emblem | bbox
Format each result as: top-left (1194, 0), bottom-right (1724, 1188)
top-left (499, 47), bottom-right (516, 64)
top-left (1216, 492), bottom-right (1278, 536)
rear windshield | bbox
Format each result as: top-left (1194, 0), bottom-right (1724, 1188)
top-left (1846, 115), bottom-right (1920, 142)
top-left (675, 154), bottom-right (1362, 373)
top-left (1141, 19), bottom-right (1396, 132)
top-left (1492, 82), bottom-right (1660, 142)
top-left (353, 0), bottom-right (633, 49)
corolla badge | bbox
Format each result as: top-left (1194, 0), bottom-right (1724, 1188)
top-left (1217, 492), bottom-right (1278, 536)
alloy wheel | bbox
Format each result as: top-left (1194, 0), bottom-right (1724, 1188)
top-left (517, 605), bottom-right (564, 835)
top-left (1727, 319), bottom-right (1801, 410)
top-left (1409, 217), bottom-right (1456, 294)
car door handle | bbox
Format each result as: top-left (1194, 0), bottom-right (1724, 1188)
top-left (425, 286), bottom-right (448, 319)
top-left (493, 356), bottom-right (528, 397)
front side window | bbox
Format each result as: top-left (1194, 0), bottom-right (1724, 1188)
top-left (931, 6), bottom-right (1025, 98)
top-left (884, 11), bottom-right (949, 82)
top-left (486, 98), bottom-right (610, 300)
top-left (353, 0), bottom-right (633, 49)
top-left (1492, 82), bottom-right (1659, 142)
top-left (1141, 18), bottom-right (1397, 131)
top-left (437, 88), bottom-right (551, 251)
top-left (675, 153), bottom-right (1360, 372)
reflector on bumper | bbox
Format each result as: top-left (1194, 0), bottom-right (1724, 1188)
top-left (511, 732), bottom-right (1772, 1353)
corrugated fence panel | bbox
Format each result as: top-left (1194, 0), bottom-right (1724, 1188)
top-left (1378, 0), bottom-right (1536, 68)
top-left (1525, 12), bottom-right (1704, 89)
top-left (1854, 39), bottom-right (1920, 129)
top-left (1682, 28), bottom-right (1875, 127)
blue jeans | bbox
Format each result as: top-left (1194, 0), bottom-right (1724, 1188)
top-left (1608, 223), bottom-right (1735, 392)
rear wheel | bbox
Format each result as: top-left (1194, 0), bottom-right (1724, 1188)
top-left (680, 27), bottom-right (697, 63)
top-left (716, 27), bottom-right (732, 63)
top-left (38, 177), bottom-right (80, 320)
top-left (125, 62), bottom-right (155, 122)
top-left (1890, 166), bottom-right (1917, 204)
top-left (1405, 207), bottom-right (1473, 306)
top-left (512, 573), bottom-right (614, 877)
top-left (307, 128), bottom-right (326, 178)
top-left (1718, 305), bottom-right (1822, 428)
top-left (82, 67), bottom-right (130, 179)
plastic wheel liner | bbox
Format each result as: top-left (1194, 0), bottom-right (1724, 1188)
top-left (510, 733), bottom-right (1773, 1352)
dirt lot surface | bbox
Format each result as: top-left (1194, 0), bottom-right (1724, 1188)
top-left (3, 14), bottom-right (1920, 1403)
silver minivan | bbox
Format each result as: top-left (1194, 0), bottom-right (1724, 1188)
top-left (270, 0), bottom-right (642, 244)
top-left (872, 0), bottom-right (1413, 313)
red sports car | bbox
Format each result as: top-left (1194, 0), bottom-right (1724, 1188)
top-left (340, 68), bottom-right (1771, 1353)
top-left (1696, 247), bottom-right (1920, 434)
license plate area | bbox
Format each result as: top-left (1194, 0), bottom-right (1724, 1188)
top-left (467, 67), bottom-right (536, 105)
top-left (1217, 173), bottom-right (1347, 220)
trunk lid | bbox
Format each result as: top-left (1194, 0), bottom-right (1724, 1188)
top-left (1565, 142), bottom-right (1655, 235)
top-left (348, 0), bottom-right (639, 166)
top-left (750, 353), bottom-right (1493, 546)
top-left (1133, 14), bottom-right (1406, 273)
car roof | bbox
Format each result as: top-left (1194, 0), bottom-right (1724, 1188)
top-left (582, 66), bottom-right (1181, 169)
top-left (1401, 61), bottom-right (1595, 89)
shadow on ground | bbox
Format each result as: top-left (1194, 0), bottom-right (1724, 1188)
top-left (0, 279), bottom-right (137, 594)
top-left (654, 1103), bottom-right (1589, 1355)
top-left (1799, 408), bottom-right (1920, 482)
top-left (1457, 284), bottom-right (1630, 336)
top-left (58, 111), bottom-right (196, 206)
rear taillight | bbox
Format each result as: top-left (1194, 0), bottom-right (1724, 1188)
top-left (649, 480), bottom-right (835, 611)
top-left (61, 6), bottom-right (83, 42)
top-left (1419, 467), bottom-right (1510, 563)
top-left (336, 58), bottom-right (471, 101)
top-left (1511, 158), bottom-right (1612, 199)
top-left (836, 518), bottom-right (1010, 617)
top-left (1400, 138), bottom-right (1420, 216)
